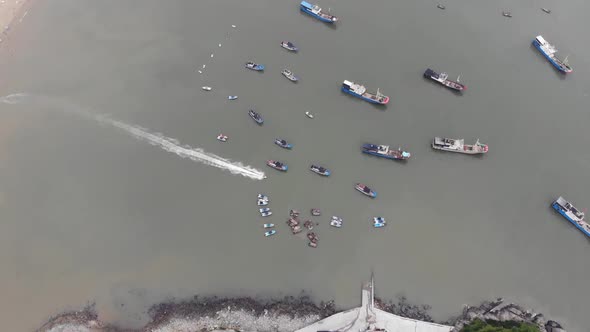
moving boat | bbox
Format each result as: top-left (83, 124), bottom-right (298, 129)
top-left (258, 194), bottom-right (269, 201)
top-left (281, 41), bottom-right (298, 52)
top-left (249, 110), bottom-right (264, 125)
top-left (311, 208), bottom-right (321, 216)
top-left (282, 69), bottom-right (299, 82)
top-left (362, 144), bottom-right (411, 160)
top-left (202, 86), bottom-right (212, 91)
top-left (432, 137), bottom-right (488, 154)
top-left (263, 223), bottom-right (275, 228)
top-left (300, 1), bottom-right (338, 23)
top-left (275, 138), bottom-right (293, 149)
top-left (228, 95), bottom-right (238, 100)
top-left (373, 217), bottom-right (386, 228)
top-left (245, 62), bottom-right (265, 71)
top-left (305, 111), bottom-right (314, 118)
top-left (257, 199), bottom-right (268, 206)
top-left (259, 208), bottom-right (271, 213)
top-left (217, 134), bottom-right (228, 142)
top-left (423, 68), bottom-right (466, 91)
top-left (310, 164), bottom-right (331, 176)
top-left (261, 211), bottom-right (273, 217)
top-left (341, 80), bottom-right (389, 105)
top-left (532, 35), bottom-right (572, 73)
top-left (265, 230), bottom-right (276, 237)
top-left (266, 160), bottom-right (288, 172)
top-left (552, 197), bottom-right (590, 239)
top-left (355, 183), bottom-right (377, 198)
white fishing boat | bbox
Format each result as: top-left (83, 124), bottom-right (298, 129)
top-left (257, 199), bottom-right (268, 206)
top-left (305, 111), bottom-right (314, 118)
top-left (265, 230), bottom-right (276, 237)
top-left (217, 134), bottom-right (228, 142)
top-left (432, 137), bottom-right (488, 154)
top-left (263, 223), bottom-right (275, 228)
top-left (202, 86), bottom-right (212, 91)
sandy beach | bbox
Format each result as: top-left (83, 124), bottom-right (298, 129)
top-left (0, 0), bottom-right (30, 42)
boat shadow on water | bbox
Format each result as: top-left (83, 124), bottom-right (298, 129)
top-left (528, 44), bottom-right (567, 80)
top-left (298, 11), bottom-right (338, 30)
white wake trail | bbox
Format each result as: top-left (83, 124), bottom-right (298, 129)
top-left (1, 93), bottom-right (266, 181)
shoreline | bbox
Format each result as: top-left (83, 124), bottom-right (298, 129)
top-left (0, 0), bottom-right (32, 44)
top-left (37, 295), bottom-right (566, 332)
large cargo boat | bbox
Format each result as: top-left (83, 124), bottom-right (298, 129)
top-left (552, 197), bottom-right (590, 239)
top-left (341, 80), bottom-right (389, 105)
top-left (532, 35), bottom-right (572, 74)
top-left (300, 1), bottom-right (338, 23)
top-left (362, 144), bottom-right (410, 160)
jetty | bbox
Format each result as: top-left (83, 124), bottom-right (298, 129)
top-left (295, 277), bottom-right (452, 332)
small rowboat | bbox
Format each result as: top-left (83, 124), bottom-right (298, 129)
top-left (275, 138), bottom-right (293, 149)
top-left (311, 208), bottom-right (321, 216)
top-left (245, 62), bottom-right (265, 71)
top-left (281, 41), bottom-right (298, 52)
top-left (265, 230), bottom-right (276, 237)
top-left (355, 183), bottom-right (377, 198)
top-left (264, 223), bottom-right (275, 228)
top-left (217, 134), bottom-right (228, 142)
top-left (305, 111), bottom-right (314, 118)
top-left (202, 86), bottom-right (212, 91)
top-left (228, 96), bottom-right (238, 100)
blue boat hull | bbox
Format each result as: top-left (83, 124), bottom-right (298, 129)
top-left (341, 87), bottom-right (382, 104)
top-left (300, 6), bottom-right (335, 23)
top-left (532, 40), bottom-right (570, 74)
top-left (362, 150), bottom-right (397, 160)
top-left (552, 202), bottom-right (590, 238)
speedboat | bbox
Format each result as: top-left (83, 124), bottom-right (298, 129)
top-left (275, 138), bottom-right (293, 149)
top-left (249, 110), bottom-right (264, 125)
top-left (265, 230), bottom-right (276, 237)
top-left (282, 69), bottom-right (299, 82)
top-left (264, 223), bottom-right (275, 228)
top-left (355, 183), bottom-right (377, 198)
top-left (266, 160), bottom-right (288, 172)
top-left (261, 211), bottom-right (273, 217)
top-left (202, 86), bottom-right (212, 91)
top-left (341, 80), bottom-right (389, 105)
top-left (310, 164), bottom-right (330, 176)
top-left (305, 111), bottom-right (314, 118)
top-left (330, 220), bottom-right (342, 228)
top-left (362, 144), bottom-right (411, 160)
top-left (257, 199), bottom-right (268, 206)
top-left (281, 41), bottom-right (298, 52)
top-left (228, 95), bottom-right (238, 100)
top-left (432, 137), bottom-right (488, 154)
top-left (217, 134), bottom-right (228, 142)
top-left (245, 62), bottom-right (265, 71)
top-left (424, 68), bottom-right (466, 92)
top-left (311, 208), bottom-right (321, 216)
top-left (300, 1), bottom-right (338, 23)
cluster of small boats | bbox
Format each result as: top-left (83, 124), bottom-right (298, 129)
top-left (257, 194), bottom-right (276, 237)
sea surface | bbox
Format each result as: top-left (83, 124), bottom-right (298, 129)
top-left (1, 0), bottom-right (589, 331)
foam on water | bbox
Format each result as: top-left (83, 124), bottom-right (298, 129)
top-left (0, 93), bottom-right (266, 180)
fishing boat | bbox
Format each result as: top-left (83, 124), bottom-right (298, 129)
top-left (373, 222), bottom-right (386, 228)
top-left (341, 80), bottom-right (389, 105)
top-left (432, 137), bottom-right (488, 154)
top-left (260, 207), bottom-right (271, 213)
top-left (266, 160), bottom-right (288, 172)
top-left (310, 164), bottom-right (331, 176)
top-left (362, 144), bottom-right (411, 160)
top-left (265, 230), bottom-right (276, 237)
top-left (423, 68), bottom-right (466, 91)
top-left (261, 211), bottom-right (273, 217)
top-left (305, 111), bottom-right (314, 118)
top-left (217, 134), bottom-right (228, 142)
top-left (330, 220), bottom-right (342, 228)
top-left (281, 41), bottom-right (298, 52)
top-left (228, 95), bottom-right (238, 100)
top-left (532, 35), bottom-right (572, 73)
top-left (307, 231), bottom-right (318, 242)
top-left (308, 242), bottom-right (318, 248)
top-left (304, 220), bottom-right (314, 230)
top-left (275, 138), bottom-right (293, 149)
top-left (290, 210), bottom-right (300, 218)
top-left (355, 183), bottom-right (377, 198)
top-left (541, 8), bottom-right (551, 14)
top-left (248, 110), bottom-right (264, 125)
top-left (282, 69), bottom-right (299, 82)
top-left (552, 197), bottom-right (590, 239)
top-left (311, 208), bottom-right (321, 216)
top-left (502, 11), bottom-right (512, 17)
top-left (264, 223), bottom-right (275, 228)
top-left (257, 199), bottom-right (268, 206)
top-left (245, 62), bottom-right (265, 71)
top-left (332, 216), bottom-right (343, 221)
top-left (437, 4), bottom-right (445, 10)
top-left (258, 194), bottom-right (269, 201)
top-left (373, 217), bottom-right (386, 228)
top-left (202, 86), bottom-right (212, 91)
top-left (300, 1), bottom-right (338, 23)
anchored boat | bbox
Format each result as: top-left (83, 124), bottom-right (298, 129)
top-left (258, 194), bottom-right (269, 201)
top-left (432, 137), bottom-right (488, 154)
top-left (310, 164), bottom-right (330, 176)
top-left (362, 144), bottom-right (410, 160)
top-left (373, 217), bottom-right (386, 228)
top-left (424, 68), bottom-right (466, 91)
top-left (532, 35), bottom-right (572, 73)
top-left (311, 208), bottom-right (321, 216)
top-left (263, 223), bottom-right (275, 228)
top-left (249, 110), bottom-right (264, 125)
top-left (341, 80), bottom-right (389, 105)
top-left (275, 138), bottom-right (293, 149)
top-left (228, 95), bottom-right (238, 100)
top-left (217, 134), bottom-right (228, 142)
top-left (282, 69), bottom-right (299, 82)
top-left (355, 183), bottom-right (377, 198)
top-left (552, 197), bottom-right (590, 239)
top-left (266, 160), bottom-right (288, 172)
top-left (265, 230), bottom-right (276, 237)
top-left (300, 1), bottom-right (338, 23)
top-left (245, 62), bottom-right (265, 71)
top-left (257, 199), bottom-right (268, 206)
top-left (281, 41), bottom-right (298, 52)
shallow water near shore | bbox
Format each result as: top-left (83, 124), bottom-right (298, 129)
top-left (1, 0), bottom-right (590, 331)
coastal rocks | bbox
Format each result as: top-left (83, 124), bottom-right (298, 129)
top-left (374, 296), bottom-right (434, 322)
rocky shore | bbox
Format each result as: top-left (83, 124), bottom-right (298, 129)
top-left (37, 296), bottom-right (566, 332)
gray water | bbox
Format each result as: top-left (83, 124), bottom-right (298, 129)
top-left (1, 0), bottom-right (589, 331)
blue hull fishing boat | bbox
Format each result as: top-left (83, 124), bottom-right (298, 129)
top-left (552, 197), bottom-right (590, 239)
top-left (300, 1), bottom-right (338, 23)
top-left (245, 62), bottom-right (265, 71)
top-left (281, 41), bottom-right (298, 52)
top-left (341, 80), bottom-right (389, 105)
top-left (362, 144), bottom-right (410, 160)
top-left (355, 183), bottom-right (376, 198)
top-left (267, 160), bottom-right (288, 172)
top-left (532, 36), bottom-right (572, 73)
top-left (275, 138), bottom-right (293, 149)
